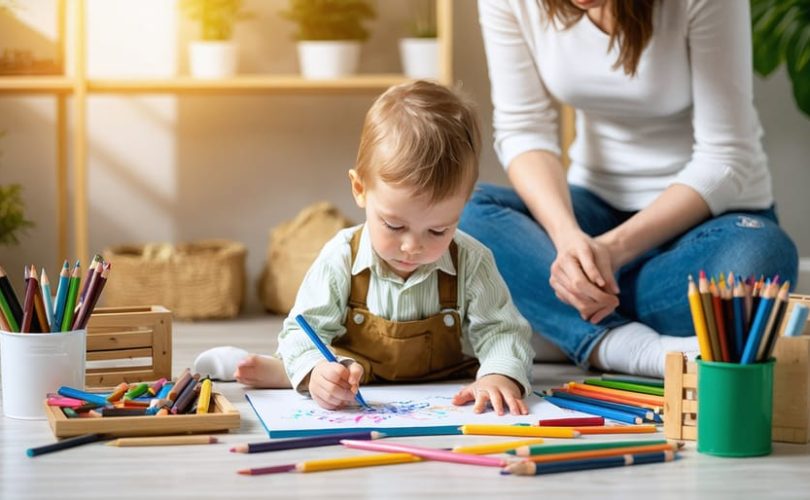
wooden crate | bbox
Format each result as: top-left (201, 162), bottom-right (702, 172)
top-left (664, 295), bottom-right (810, 444)
top-left (46, 393), bottom-right (240, 438)
top-left (84, 306), bottom-right (172, 388)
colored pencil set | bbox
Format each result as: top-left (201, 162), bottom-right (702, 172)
top-left (688, 271), bottom-right (790, 364)
top-left (542, 374), bottom-right (665, 426)
top-left (0, 255), bottom-right (111, 334)
top-left (49, 368), bottom-right (214, 418)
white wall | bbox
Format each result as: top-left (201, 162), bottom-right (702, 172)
top-left (1, 1), bottom-right (808, 314)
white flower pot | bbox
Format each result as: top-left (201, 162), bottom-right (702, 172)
top-left (399, 38), bottom-right (438, 80)
top-left (297, 41), bottom-right (362, 79)
top-left (189, 40), bottom-right (238, 79)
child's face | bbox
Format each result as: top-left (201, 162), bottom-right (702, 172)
top-left (349, 170), bottom-right (468, 279)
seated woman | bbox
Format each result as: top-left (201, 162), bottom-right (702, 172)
top-left (459, 0), bottom-right (799, 377)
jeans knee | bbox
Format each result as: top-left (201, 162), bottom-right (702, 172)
top-left (732, 227), bottom-right (798, 284)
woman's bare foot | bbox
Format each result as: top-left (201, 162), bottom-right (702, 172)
top-left (234, 354), bottom-right (291, 388)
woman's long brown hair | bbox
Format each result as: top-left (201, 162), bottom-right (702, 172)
top-left (540, 0), bottom-right (656, 76)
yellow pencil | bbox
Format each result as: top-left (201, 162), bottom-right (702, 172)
top-left (688, 275), bottom-right (713, 361)
top-left (451, 438), bottom-right (545, 455)
top-left (106, 435), bottom-right (219, 447)
top-left (297, 452), bottom-right (422, 472)
top-left (459, 424), bottom-right (580, 438)
top-left (196, 378), bottom-right (212, 414)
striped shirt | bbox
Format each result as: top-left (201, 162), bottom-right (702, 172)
top-left (277, 224), bottom-right (535, 395)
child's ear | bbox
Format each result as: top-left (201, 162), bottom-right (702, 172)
top-left (348, 169), bottom-right (366, 208)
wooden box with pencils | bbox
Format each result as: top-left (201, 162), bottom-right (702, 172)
top-left (46, 392), bottom-right (240, 438)
top-left (84, 306), bottom-right (172, 388)
top-left (665, 294), bottom-right (810, 444)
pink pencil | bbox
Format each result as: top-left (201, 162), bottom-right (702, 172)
top-left (340, 439), bottom-right (509, 467)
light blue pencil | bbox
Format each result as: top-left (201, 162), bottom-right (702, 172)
top-left (294, 314), bottom-right (371, 409)
top-left (51, 260), bottom-right (70, 332)
top-left (785, 304), bottom-right (809, 337)
top-left (40, 268), bottom-right (55, 332)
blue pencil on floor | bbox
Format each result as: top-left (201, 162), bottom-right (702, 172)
top-left (542, 395), bottom-right (642, 425)
top-left (294, 314), bottom-right (371, 409)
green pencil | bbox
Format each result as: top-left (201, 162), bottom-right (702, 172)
top-left (583, 379), bottom-right (665, 397)
top-left (601, 373), bottom-right (664, 388)
top-left (508, 439), bottom-right (669, 457)
top-left (0, 288), bottom-right (19, 331)
top-left (60, 264), bottom-right (81, 331)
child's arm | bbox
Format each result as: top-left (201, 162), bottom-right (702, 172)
top-left (458, 242), bottom-right (535, 414)
top-left (275, 230), bottom-right (357, 397)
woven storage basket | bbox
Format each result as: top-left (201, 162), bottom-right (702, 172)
top-left (102, 240), bottom-right (246, 319)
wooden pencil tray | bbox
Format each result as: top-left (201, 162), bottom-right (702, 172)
top-left (46, 393), bottom-right (240, 438)
top-left (85, 306), bottom-right (172, 388)
top-left (664, 295), bottom-right (810, 444)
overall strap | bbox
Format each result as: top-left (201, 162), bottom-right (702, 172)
top-left (438, 240), bottom-right (458, 310)
top-left (348, 227), bottom-right (370, 309)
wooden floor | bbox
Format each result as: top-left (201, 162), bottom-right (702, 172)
top-left (2, 314), bottom-right (810, 499)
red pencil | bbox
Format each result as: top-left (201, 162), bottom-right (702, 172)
top-left (710, 279), bottom-right (730, 362)
top-left (538, 417), bottom-right (604, 427)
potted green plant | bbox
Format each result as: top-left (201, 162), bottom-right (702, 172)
top-left (399, 0), bottom-right (438, 80)
top-left (281, 0), bottom-right (376, 79)
top-left (179, 0), bottom-right (249, 79)
top-left (0, 132), bottom-right (33, 246)
top-left (752, 0), bottom-right (810, 118)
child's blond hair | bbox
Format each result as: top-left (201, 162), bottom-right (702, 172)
top-left (355, 80), bottom-right (481, 203)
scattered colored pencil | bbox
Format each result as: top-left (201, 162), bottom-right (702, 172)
top-left (538, 416), bottom-right (604, 427)
top-left (459, 424), bottom-right (580, 439)
top-left (509, 438), bottom-right (669, 457)
top-left (26, 433), bottom-right (105, 457)
top-left (543, 395), bottom-right (642, 425)
top-left (502, 450), bottom-right (676, 476)
top-left (340, 439), bottom-right (509, 467)
top-left (231, 431), bottom-right (386, 454)
top-left (451, 438), bottom-right (545, 455)
top-left (106, 435), bottom-right (218, 447)
top-left (526, 442), bottom-right (680, 464)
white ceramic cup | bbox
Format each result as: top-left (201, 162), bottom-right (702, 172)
top-left (0, 329), bottom-right (86, 420)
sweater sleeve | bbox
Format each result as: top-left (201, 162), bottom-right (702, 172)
top-left (674, 0), bottom-right (764, 215)
top-left (276, 234), bottom-right (352, 393)
top-left (478, 0), bottom-right (561, 170)
top-left (463, 245), bottom-right (535, 397)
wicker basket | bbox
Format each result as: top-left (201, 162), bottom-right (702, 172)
top-left (102, 240), bottom-right (246, 319)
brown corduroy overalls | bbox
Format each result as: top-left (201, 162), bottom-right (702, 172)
top-left (331, 229), bottom-right (479, 384)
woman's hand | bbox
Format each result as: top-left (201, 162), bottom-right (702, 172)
top-left (550, 229), bottom-right (620, 323)
top-left (452, 374), bottom-right (528, 415)
top-left (307, 360), bottom-right (364, 410)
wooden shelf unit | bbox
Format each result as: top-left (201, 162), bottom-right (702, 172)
top-left (0, 0), bottom-right (454, 265)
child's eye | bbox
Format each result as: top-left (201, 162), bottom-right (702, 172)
top-left (383, 221), bottom-right (404, 231)
top-left (429, 229), bottom-right (448, 236)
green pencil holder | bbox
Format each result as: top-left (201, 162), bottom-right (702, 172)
top-left (696, 357), bottom-right (774, 457)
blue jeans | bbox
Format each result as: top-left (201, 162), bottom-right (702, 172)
top-left (460, 183), bottom-right (799, 368)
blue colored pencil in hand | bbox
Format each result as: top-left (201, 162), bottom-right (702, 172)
top-left (294, 314), bottom-right (371, 409)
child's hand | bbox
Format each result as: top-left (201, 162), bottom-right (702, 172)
top-left (452, 374), bottom-right (528, 416)
top-left (308, 360), bottom-right (365, 410)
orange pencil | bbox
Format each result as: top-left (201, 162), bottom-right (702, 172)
top-left (698, 271), bottom-right (720, 361)
top-left (569, 425), bottom-right (657, 435)
top-left (527, 442), bottom-right (680, 464)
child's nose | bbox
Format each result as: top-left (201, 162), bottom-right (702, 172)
top-left (400, 235), bottom-right (423, 255)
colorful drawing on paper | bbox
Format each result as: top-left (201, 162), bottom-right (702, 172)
top-left (286, 395), bottom-right (465, 425)
top-left (246, 383), bottom-right (592, 437)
